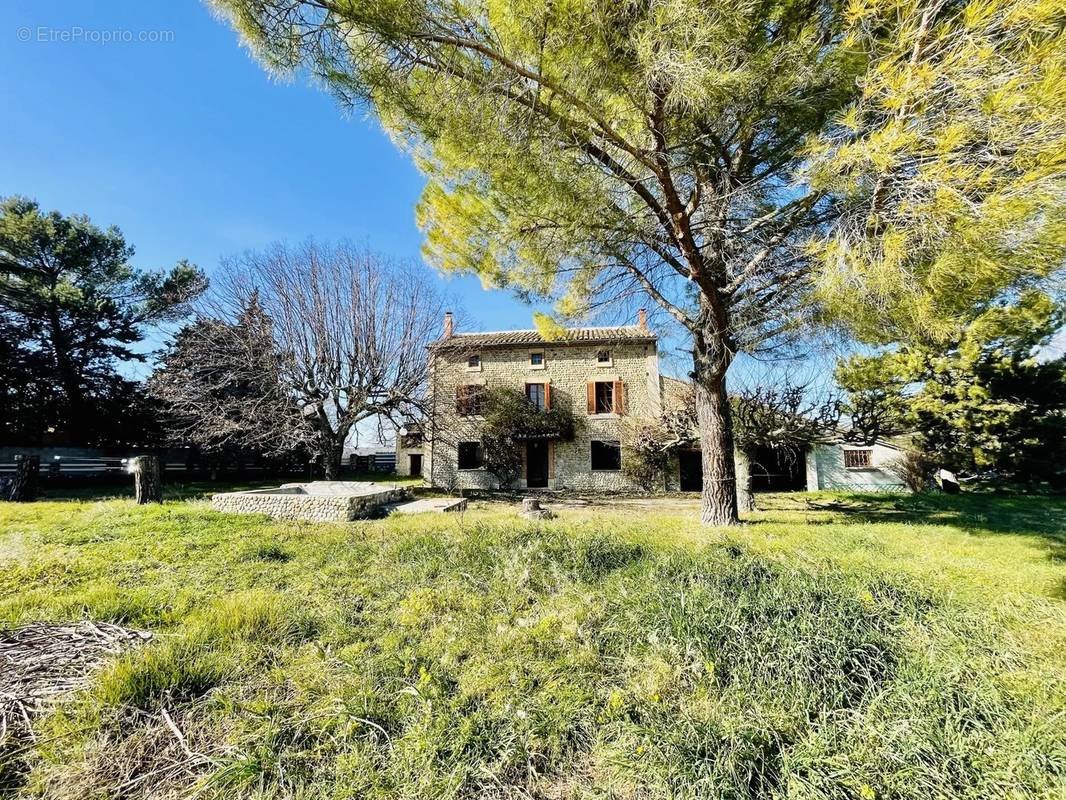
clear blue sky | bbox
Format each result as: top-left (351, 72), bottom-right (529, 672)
top-left (0, 1), bottom-right (559, 357)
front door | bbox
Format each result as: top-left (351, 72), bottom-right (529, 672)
top-left (409, 454), bottom-right (422, 477)
top-left (678, 450), bottom-right (702, 492)
top-left (526, 441), bottom-right (549, 488)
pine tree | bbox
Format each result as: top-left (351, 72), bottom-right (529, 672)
top-left (0, 197), bottom-right (206, 444)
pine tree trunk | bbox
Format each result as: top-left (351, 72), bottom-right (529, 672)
top-left (693, 339), bottom-right (740, 526)
top-left (735, 449), bottom-right (756, 512)
top-left (7, 455), bottom-right (40, 502)
top-left (47, 308), bottom-right (89, 444)
top-left (130, 456), bottom-right (162, 504)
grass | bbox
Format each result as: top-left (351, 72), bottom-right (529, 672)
top-left (0, 489), bottom-right (1064, 798)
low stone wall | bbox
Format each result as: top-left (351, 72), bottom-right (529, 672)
top-left (212, 483), bottom-right (411, 522)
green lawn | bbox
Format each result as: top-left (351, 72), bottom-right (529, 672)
top-left (1, 490), bottom-right (1064, 798)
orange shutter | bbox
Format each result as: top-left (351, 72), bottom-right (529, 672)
top-left (548, 442), bottom-right (555, 479)
top-left (545, 381), bottom-right (552, 411)
top-left (455, 385), bottom-right (464, 414)
top-left (613, 381), bottom-right (626, 415)
top-left (586, 382), bottom-right (595, 415)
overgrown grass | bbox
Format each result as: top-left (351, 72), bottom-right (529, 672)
top-left (1, 492), bottom-right (1064, 798)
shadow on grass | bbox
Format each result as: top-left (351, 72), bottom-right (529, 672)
top-left (764, 490), bottom-right (1066, 597)
top-left (801, 491), bottom-right (1066, 537)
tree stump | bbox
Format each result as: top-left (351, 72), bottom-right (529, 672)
top-left (129, 456), bottom-right (162, 504)
top-left (520, 497), bottom-right (555, 520)
top-left (7, 455), bottom-right (40, 502)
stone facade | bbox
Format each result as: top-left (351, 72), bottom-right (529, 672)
top-left (425, 324), bottom-right (661, 491)
top-left (212, 482), bottom-right (411, 522)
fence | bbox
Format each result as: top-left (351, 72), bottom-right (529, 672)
top-left (1, 450), bottom-right (397, 483)
top-left (0, 453), bottom-right (276, 482)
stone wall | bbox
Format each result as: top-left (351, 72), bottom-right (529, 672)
top-left (212, 484), bottom-right (411, 521)
top-left (426, 339), bottom-right (661, 491)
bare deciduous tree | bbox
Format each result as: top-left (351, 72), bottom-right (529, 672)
top-left (154, 242), bottom-right (448, 478)
top-left (731, 384), bottom-right (841, 511)
top-left (624, 377), bottom-right (839, 509)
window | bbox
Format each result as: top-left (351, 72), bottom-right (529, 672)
top-left (467, 353), bottom-right (481, 371)
top-left (586, 380), bottom-right (625, 415)
top-left (590, 440), bottom-right (622, 471)
top-left (529, 350), bottom-right (545, 369)
top-left (456, 384), bottom-right (485, 416)
top-left (594, 381), bottom-right (614, 414)
top-left (844, 448), bottom-right (872, 469)
top-left (596, 349), bottom-right (612, 366)
top-left (525, 382), bottom-right (546, 411)
top-left (457, 441), bottom-right (483, 470)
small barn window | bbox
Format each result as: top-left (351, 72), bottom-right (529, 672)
top-left (596, 349), bottom-right (612, 366)
top-left (457, 441), bottom-right (483, 470)
top-left (590, 440), bottom-right (622, 471)
top-left (529, 350), bottom-right (545, 368)
top-left (466, 353), bottom-right (481, 371)
top-left (844, 448), bottom-right (872, 469)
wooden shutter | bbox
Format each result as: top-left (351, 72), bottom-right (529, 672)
top-left (455, 385), bottom-right (465, 414)
top-left (586, 382), bottom-right (595, 414)
top-left (548, 442), bottom-right (555, 479)
top-left (613, 381), bottom-right (626, 415)
top-left (545, 381), bottom-right (552, 411)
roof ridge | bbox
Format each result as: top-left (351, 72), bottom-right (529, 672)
top-left (430, 324), bottom-right (656, 349)
top-left (450, 324), bottom-right (645, 336)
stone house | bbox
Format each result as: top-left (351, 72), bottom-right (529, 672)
top-left (408, 312), bottom-right (910, 494)
top-left (420, 311), bottom-right (660, 491)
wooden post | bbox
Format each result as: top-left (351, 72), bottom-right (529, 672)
top-left (7, 454), bottom-right (40, 502)
top-left (129, 456), bottom-right (162, 504)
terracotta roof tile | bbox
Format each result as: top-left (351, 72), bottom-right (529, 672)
top-left (431, 326), bottom-right (656, 349)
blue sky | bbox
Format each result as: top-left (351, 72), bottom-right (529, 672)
top-left (1, 1), bottom-right (568, 369)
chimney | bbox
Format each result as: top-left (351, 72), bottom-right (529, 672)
top-left (443, 311), bottom-right (454, 338)
top-left (637, 308), bottom-right (648, 330)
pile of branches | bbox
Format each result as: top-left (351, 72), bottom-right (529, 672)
top-left (1, 621), bottom-right (152, 743)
